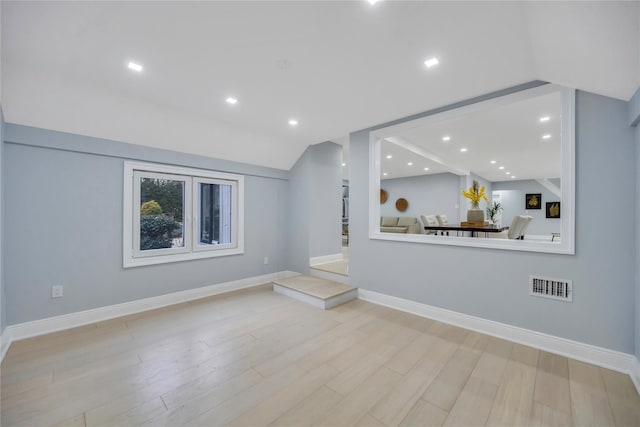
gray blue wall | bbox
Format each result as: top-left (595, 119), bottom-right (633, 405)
top-left (0, 107), bottom-right (5, 335)
top-left (287, 141), bottom-right (342, 273)
top-left (308, 142), bottom-right (342, 258)
top-left (350, 89), bottom-right (636, 353)
top-left (380, 173), bottom-right (460, 227)
top-left (493, 179), bottom-right (561, 236)
top-left (287, 146), bottom-right (311, 273)
top-left (636, 122), bottom-right (639, 359)
top-left (632, 87), bottom-right (640, 359)
top-left (3, 124), bottom-right (289, 325)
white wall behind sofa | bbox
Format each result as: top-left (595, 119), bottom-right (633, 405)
top-left (380, 173), bottom-right (460, 226)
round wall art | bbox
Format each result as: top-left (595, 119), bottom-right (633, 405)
top-left (380, 189), bottom-right (388, 204)
top-left (395, 198), bottom-right (408, 212)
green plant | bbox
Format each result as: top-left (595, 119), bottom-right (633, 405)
top-left (140, 215), bottom-right (180, 250)
top-left (140, 178), bottom-right (183, 219)
top-left (140, 200), bottom-right (163, 216)
top-left (486, 201), bottom-right (503, 223)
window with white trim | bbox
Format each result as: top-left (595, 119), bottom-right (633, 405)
top-left (124, 162), bottom-right (244, 267)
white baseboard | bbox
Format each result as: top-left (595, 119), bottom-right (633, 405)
top-left (358, 288), bottom-right (639, 382)
top-left (1, 331), bottom-right (9, 362)
top-left (631, 357), bottom-right (640, 396)
top-left (309, 253), bottom-right (343, 266)
top-left (1, 270), bottom-right (298, 362)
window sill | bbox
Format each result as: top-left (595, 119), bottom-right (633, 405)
top-left (123, 247), bottom-right (244, 268)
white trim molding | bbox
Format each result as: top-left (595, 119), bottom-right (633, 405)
top-left (369, 84), bottom-right (575, 255)
top-left (631, 357), bottom-right (640, 396)
top-left (358, 288), bottom-right (639, 388)
top-left (309, 253), bottom-right (343, 266)
top-left (1, 270), bottom-right (298, 362)
top-left (1, 332), bottom-right (9, 362)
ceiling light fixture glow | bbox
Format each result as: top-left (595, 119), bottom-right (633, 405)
top-left (499, 166), bottom-right (505, 170)
top-left (225, 97), bottom-right (238, 104)
top-left (542, 134), bottom-right (552, 140)
top-left (424, 57), bottom-right (440, 68)
top-left (459, 148), bottom-right (467, 152)
top-left (383, 172), bottom-right (388, 176)
top-left (442, 136), bottom-right (451, 141)
top-left (506, 172), bottom-right (511, 175)
top-left (127, 62), bottom-right (143, 72)
top-left (407, 162), bottom-right (413, 166)
top-left (511, 176), bottom-right (516, 179)
top-left (288, 119), bottom-right (298, 126)
top-left (342, 163), bottom-right (346, 167)
top-left (490, 160), bottom-right (497, 164)
top-left (367, 0), bottom-right (380, 4)
top-left (424, 167), bottom-right (429, 171)
top-left (386, 155), bottom-right (392, 159)
top-left (540, 116), bottom-right (550, 122)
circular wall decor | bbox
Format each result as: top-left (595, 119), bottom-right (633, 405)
top-left (395, 198), bottom-right (408, 212)
top-left (380, 189), bottom-right (388, 204)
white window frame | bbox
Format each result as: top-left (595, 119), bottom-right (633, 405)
top-left (192, 177), bottom-right (238, 252)
top-left (132, 170), bottom-right (192, 259)
top-left (124, 161), bottom-right (244, 268)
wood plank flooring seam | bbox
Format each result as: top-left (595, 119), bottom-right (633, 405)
top-left (2, 288), bottom-right (637, 427)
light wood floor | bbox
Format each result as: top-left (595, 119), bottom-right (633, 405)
top-left (1, 284), bottom-right (639, 427)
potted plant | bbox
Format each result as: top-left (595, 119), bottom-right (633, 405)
top-left (486, 200), bottom-right (503, 226)
top-left (461, 180), bottom-right (489, 223)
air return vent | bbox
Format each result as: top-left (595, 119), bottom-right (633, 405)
top-left (529, 275), bottom-right (572, 302)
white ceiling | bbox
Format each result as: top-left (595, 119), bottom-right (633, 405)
top-left (2, 1), bottom-right (639, 171)
top-left (379, 90), bottom-right (562, 182)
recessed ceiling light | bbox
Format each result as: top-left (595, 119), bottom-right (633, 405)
top-left (127, 61), bottom-right (143, 72)
top-left (342, 163), bottom-right (346, 167)
top-left (542, 134), bottom-right (552, 140)
top-left (423, 167), bottom-right (429, 171)
top-left (442, 136), bottom-right (451, 142)
top-left (499, 166), bottom-right (505, 170)
top-left (288, 119), bottom-right (298, 126)
top-left (407, 162), bottom-right (413, 166)
top-left (506, 172), bottom-right (511, 175)
top-left (511, 176), bottom-right (516, 179)
top-left (490, 160), bottom-right (497, 164)
top-left (225, 97), bottom-right (238, 104)
top-left (367, 0), bottom-right (380, 4)
top-left (386, 155), bottom-right (392, 159)
top-left (424, 57), bottom-right (440, 68)
top-left (383, 172), bottom-right (388, 176)
top-left (540, 116), bottom-right (550, 122)
top-left (459, 148), bottom-right (467, 152)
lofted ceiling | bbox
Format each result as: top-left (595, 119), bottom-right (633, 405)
top-left (1, 1), bottom-right (639, 171)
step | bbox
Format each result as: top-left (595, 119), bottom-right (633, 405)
top-left (273, 275), bottom-right (358, 310)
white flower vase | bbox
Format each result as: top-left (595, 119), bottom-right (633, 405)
top-left (467, 202), bottom-right (484, 223)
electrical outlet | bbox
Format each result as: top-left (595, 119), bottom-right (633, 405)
top-left (263, 257), bottom-right (269, 265)
top-left (51, 285), bottom-right (63, 298)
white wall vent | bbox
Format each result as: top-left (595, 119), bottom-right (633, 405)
top-left (529, 275), bottom-right (573, 302)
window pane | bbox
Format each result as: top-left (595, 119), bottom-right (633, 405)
top-left (139, 178), bottom-right (185, 251)
top-left (199, 183), bottom-right (232, 245)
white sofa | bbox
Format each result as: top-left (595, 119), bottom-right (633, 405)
top-left (380, 216), bottom-right (421, 234)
